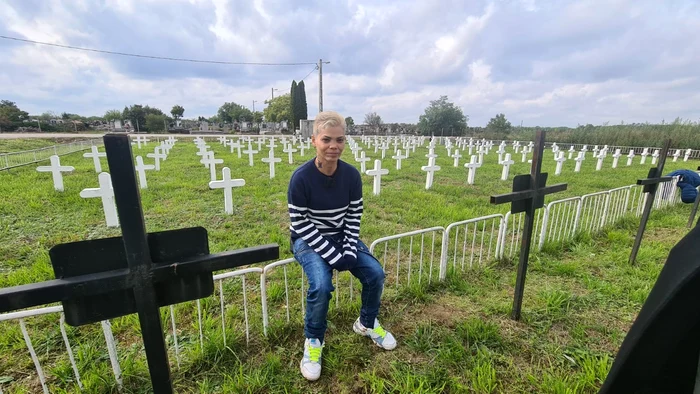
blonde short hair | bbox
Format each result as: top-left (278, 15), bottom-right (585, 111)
top-left (313, 111), bottom-right (346, 136)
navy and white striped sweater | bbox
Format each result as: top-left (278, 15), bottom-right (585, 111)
top-left (288, 159), bottom-right (363, 266)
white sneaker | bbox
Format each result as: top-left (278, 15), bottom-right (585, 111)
top-left (353, 318), bottom-right (397, 350)
top-left (300, 338), bottom-right (323, 381)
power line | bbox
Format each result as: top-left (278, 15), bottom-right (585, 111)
top-left (299, 65), bottom-right (319, 82)
top-left (0, 35), bottom-right (318, 66)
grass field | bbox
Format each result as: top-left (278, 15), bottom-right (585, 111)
top-left (0, 136), bottom-right (697, 393)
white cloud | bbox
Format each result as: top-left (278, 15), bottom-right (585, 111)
top-left (0, 0), bottom-right (698, 127)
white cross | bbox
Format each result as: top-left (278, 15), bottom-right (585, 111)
top-left (673, 149), bottom-right (681, 162)
top-left (266, 138), bottom-right (278, 152)
top-left (555, 151), bottom-right (567, 175)
top-left (261, 148), bottom-right (282, 179)
top-left (467, 139), bottom-right (474, 155)
top-left (243, 142), bottom-right (258, 167)
top-left (134, 156), bottom-right (155, 189)
top-left (131, 135), bottom-right (150, 149)
top-left (80, 172), bottom-right (118, 227)
top-left (83, 145), bottom-right (107, 173)
top-left (596, 152), bottom-right (605, 171)
top-left (452, 149), bottom-right (463, 167)
top-left (36, 155), bottom-right (74, 192)
top-left (464, 155), bottom-right (482, 185)
top-left (497, 146), bottom-right (506, 163)
top-left (521, 147), bottom-right (529, 163)
top-left (612, 149), bottom-right (622, 169)
top-left (640, 148), bottom-right (649, 164)
top-left (209, 167), bottom-right (245, 214)
top-left (684, 148), bottom-right (692, 162)
top-left (568, 146), bottom-right (575, 159)
top-left (146, 146), bottom-right (166, 171)
top-left (478, 146), bottom-right (486, 165)
top-left (651, 149), bottom-right (659, 165)
top-left (366, 159), bottom-right (389, 196)
top-left (298, 143), bottom-right (306, 157)
top-left (257, 138), bottom-right (264, 151)
top-left (501, 153), bottom-right (514, 180)
top-left (592, 145), bottom-right (600, 158)
top-left (392, 150), bottom-right (407, 170)
top-left (201, 151), bottom-right (224, 181)
top-left (379, 144), bottom-right (388, 159)
top-left (283, 143), bottom-right (298, 164)
top-left (195, 144), bottom-right (210, 157)
top-left (421, 156), bottom-right (441, 190)
top-left (356, 151), bottom-right (371, 173)
top-left (513, 141), bottom-right (521, 154)
top-left (574, 152), bottom-right (585, 172)
top-left (229, 140), bottom-right (242, 158)
top-left (627, 150), bottom-right (635, 166)
top-left (158, 141), bottom-right (170, 159)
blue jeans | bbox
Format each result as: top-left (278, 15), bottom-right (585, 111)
top-left (292, 235), bottom-right (385, 343)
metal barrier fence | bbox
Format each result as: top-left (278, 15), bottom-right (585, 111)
top-left (440, 215), bottom-right (503, 278)
top-left (0, 178), bottom-right (686, 392)
top-left (0, 139), bottom-right (103, 171)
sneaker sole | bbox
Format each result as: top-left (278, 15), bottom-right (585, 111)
top-left (353, 322), bottom-right (397, 350)
top-left (300, 359), bottom-right (321, 381)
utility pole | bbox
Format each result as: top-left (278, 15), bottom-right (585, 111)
top-left (318, 59), bottom-right (330, 113)
top-left (37, 119), bottom-right (42, 132)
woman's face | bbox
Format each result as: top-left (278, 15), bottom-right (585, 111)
top-left (312, 125), bottom-right (346, 163)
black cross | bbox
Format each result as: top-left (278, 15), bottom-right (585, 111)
top-left (629, 139), bottom-right (673, 264)
top-left (686, 165), bottom-right (700, 229)
top-left (0, 134), bottom-right (279, 393)
top-left (490, 130), bottom-right (568, 321)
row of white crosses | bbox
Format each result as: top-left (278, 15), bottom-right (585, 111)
top-left (76, 139), bottom-right (176, 227)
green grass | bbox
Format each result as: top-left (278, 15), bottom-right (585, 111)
top-left (0, 138), bottom-right (92, 153)
top-left (0, 136), bottom-right (697, 393)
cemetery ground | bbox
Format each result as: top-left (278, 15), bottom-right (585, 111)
top-left (0, 137), bottom-right (697, 393)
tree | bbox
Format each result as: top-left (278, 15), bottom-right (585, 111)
top-left (104, 110), bottom-right (122, 122)
top-left (0, 100), bottom-right (29, 123)
top-left (296, 80), bottom-right (308, 124)
top-left (263, 94), bottom-right (292, 123)
top-left (123, 105), bottom-right (165, 132)
top-left (486, 113), bottom-right (512, 135)
top-left (39, 111), bottom-right (56, 122)
top-left (217, 102), bottom-right (253, 123)
top-left (145, 114), bottom-right (166, 133)
top-left (345, 117), bottom-right (354, 127)
top-left (171, 105), bottom-right (185, 120)
top-left (364, 112), bottom-right (382, 127)
top-left (290, 80), bottom-right (298, 129)
top-left (417, 96), bottom-right (468, 136)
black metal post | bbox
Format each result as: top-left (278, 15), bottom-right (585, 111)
top-left (629, 139), bottom-right (673, 264)
top-left (490, 130), bottom-right (567, 321)
top-left (103, 134), bottom-right (173, 392)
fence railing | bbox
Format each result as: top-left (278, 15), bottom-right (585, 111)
top-left (0, 179), bottom-right (686, 392)
top-left (0, 139), bottom-right (103, 171)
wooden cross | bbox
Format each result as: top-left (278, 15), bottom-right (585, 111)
top-left (0, 134), bottom-right (278, 393)
top-left (490, 130), bottom-right (568, 320)
top-left (629, 139), bottom-right (673, 263)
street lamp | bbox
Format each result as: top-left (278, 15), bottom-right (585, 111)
top-left (271, 88), bottom-right (280, 100)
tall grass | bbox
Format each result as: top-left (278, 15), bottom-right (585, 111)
top-left (469, 118), bottom-right (700, 149)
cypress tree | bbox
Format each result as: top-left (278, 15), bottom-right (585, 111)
top-left (290, 80), bottom-right (298, 130)
top-left (298, 81), bottom-right (308, 122)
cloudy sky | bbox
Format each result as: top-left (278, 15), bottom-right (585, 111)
top-left (1, 0), bottom-right (699, 127)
